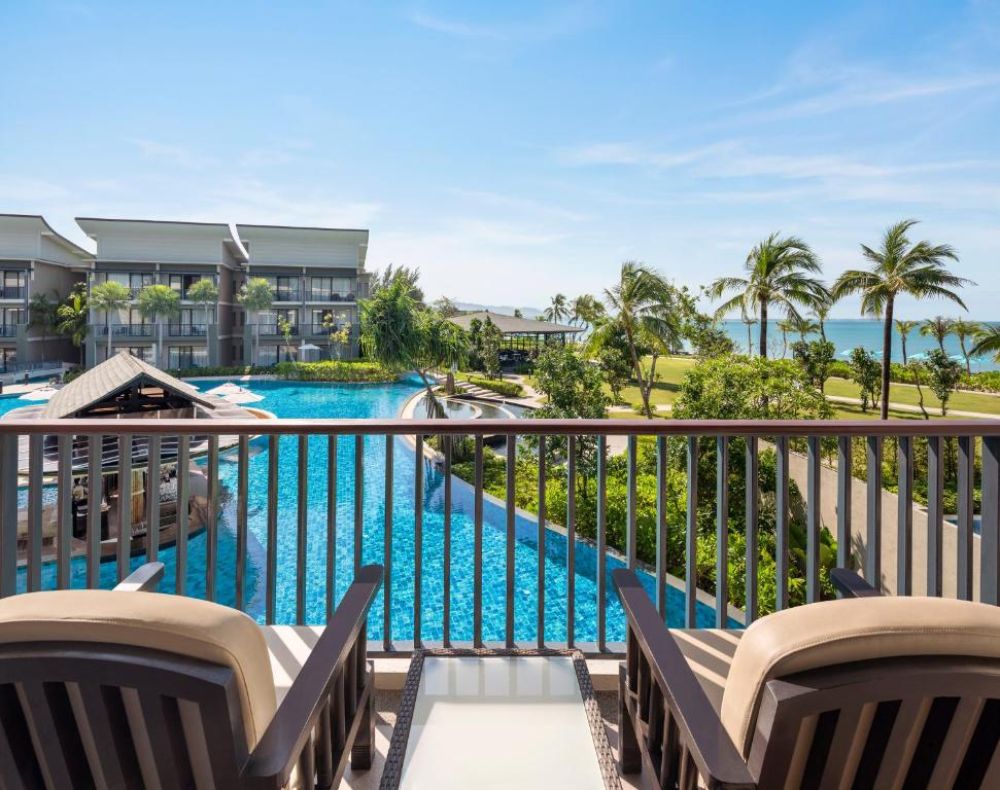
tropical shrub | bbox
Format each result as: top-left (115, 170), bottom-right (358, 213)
top-left (465, 376), bottom-right (522, 397)
top-left (273, 360), bottom-right (395, 382)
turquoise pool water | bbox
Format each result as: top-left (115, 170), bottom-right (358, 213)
top-left (1, 381), bottom-right (737, 639)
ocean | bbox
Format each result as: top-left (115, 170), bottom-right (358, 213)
top-left (719, 319), bottom-right (1000, 372)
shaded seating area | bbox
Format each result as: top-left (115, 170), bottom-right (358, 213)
top-left (614, 568), bottom-right (1000, 789)
top-left (0, 562), bottom-right (382, 789)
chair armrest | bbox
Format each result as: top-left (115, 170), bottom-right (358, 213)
top-left (613, 569), bottom-right (755, 789)
top-left (831, 567), bottom-right (881, 598)
top-left (112, 562), bottom-right (165, 592)
top-left (243, 564), bottom-right (383, 787)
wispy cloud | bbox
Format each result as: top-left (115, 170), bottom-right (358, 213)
top-left (126, 138), bottom-right (215, 169)
top-left (407, 2), bottom-right (601, 42)
top-left (447, 188), bottom-right (588, 222)
top-left (556, 141), bottom-right (736, 168)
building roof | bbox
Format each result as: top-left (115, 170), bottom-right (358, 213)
top-left (447, 310), bottom-right (582, 335)
top-left (41, 352), bottom-right (218, 419)
top-left (0, 213), bottom-right (94, 261)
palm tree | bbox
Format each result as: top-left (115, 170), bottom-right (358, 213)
top-left (238, 278), bottom-right (274, 365)
top-left (569, 294), bottom-right (604, 331)
top-left (56, 283), bottom-right (89, 365)
top-left (895, 319), bottom-right (919, 364)
top-left (544, 293), bottom-right (569, 324)
top-left (90, 280), bottom-right (132, 362)
top-left (776, 319), bottom-right (791, 357)
top-left (920, 316), bottom-right (953, 354)
top-left (832, 220), bottom-right (968, 420)
top-left (137, 284), bottom-right (180, 368)
top-left (27, 291), bottom-right (58, 362)
top-left (971, 324), bottom-right (1000, 362)
top-left (742, 313), bottom-right (758, 356)
top-left (709, 233), bottom-right (827, 358)
top-left (812, 295), bottom-right (833, 341)
top-left (950, 318), bottom-right (981, 375)
top-left (186, 278), bottom-right (219, 329)
top-left (602, 262), bottom-right (681, 418)
top-left (787, 314), bottom-right (819, 342)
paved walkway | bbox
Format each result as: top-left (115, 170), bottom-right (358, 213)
top-left (826, 394), bottom-right (1000, 420)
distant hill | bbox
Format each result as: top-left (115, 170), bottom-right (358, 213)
top-left (454, 302), bottom-right (544, 319)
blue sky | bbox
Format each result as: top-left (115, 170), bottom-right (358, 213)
top-left (2, 1), bottom-right (999, 317)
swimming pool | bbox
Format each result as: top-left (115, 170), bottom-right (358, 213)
top-left (2, 379), bottom-right (737, 640)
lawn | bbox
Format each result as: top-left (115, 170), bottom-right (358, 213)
top-left (823, 376), bottom-right (1000, 416)
top-left (609, 355), bottom-right (696, 408)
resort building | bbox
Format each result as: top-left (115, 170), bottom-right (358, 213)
top-left (0, 214), bottom-right (91, 375)
top-left (77, 218), bottom-right (248, 369)
top-left (448, 309), bottom-right (582, 366)
top-left (235, 223), bottom-right (370, 364)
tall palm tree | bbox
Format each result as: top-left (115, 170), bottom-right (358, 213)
top-left (787, 314), bottom-right (819, 342)
top-left (239, 278), bottom-right (274, 365)
top-left (186, 278), bottom-right (219, 329)
top-left (920, 316), bottom-right (953, 354)
top-left (137, 284), bottom-right (180, 368)
top-left (776, 318), bottom-right (791, 357)
top-left (812, 294), bottom-right (834, 341)
top-left (895, 319), bottom-right (919, 364)
top-left (569, 294), bottom-right (604, 331)
top-left (950, 318), bottom-right (981, 375)
top-left (56, 283), bottom-right (89, 365)
top-left (90, 280), bottom-right (132, 362)
top-left (27, 291), bottom-right (58, 362)
top-left (742, 313), bottom-right (758, 356)
top-left (832, 220), bottom-right (968, 420)
top-left (602, 262), bottom-right (680, 418)
top-left (709, 233), bottom-right (827, 358)
top-left (544, 293), bottom-right (569, 324)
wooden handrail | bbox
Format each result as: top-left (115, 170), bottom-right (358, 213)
top-left (2, 417), bottom-right (999, 437)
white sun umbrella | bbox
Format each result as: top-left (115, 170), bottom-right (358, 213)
top-left (204, 381), bottom-right (265, 404)
top-left (18, 386), bottom-right (59, 401)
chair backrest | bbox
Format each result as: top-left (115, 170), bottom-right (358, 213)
top-left (723, 596), bottom-right (1000, 788)
top-left (0, 589), bottom-right (275, 788)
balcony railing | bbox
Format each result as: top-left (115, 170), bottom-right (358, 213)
top-left (0, 324), bottom-right (19, 337)
top-left (167, 323), bottom-right (208, 337)
top-left (0, 287), bottom-right (25, 300)
top-left (255, 323), bottom-right (300, 337)
top-left (0, 419), bottom-right (995, 655)
top-left (94, 323), bottom-right (154, 338)
top-left (272, 289), bottom-right (301, 302)
top-left (307, 290), bottom-right (356, 302)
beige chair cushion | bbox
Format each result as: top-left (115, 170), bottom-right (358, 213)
top-left (720, 596), bottom-right (1000, 756)
top-left (671, 629), bottom-right (743, 714)
top-left (0, 590), bottom-right (276, 750)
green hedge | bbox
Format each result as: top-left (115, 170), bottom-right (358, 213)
top-left (169, 364), bottom-right (275, 378)
top-left (827, 359), bottom-right (1000, 393)
top-left (465, 376), bottom-right (523, 397)
top-left (273, 360), bottom-right (395, 382)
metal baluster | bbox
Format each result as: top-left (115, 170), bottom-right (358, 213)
top-left (745, 437), bottom-right (759, 625)
top-left (473, 435), bottom-right (484, 648)
top-left (354, 435), bottom-right (364, 571)
top-left (205, 435), bottom-right (219, 602)
top-left (957, 436), bottom-right (974, 601)
top-left (775, 436), bottom-right (790, 611)
top-left (384, 436), bottom-right (394, 650)
top-left (116, 433), bottom-right (132, 583)
top-left (414, 434), bottom-right (423, 648)
top-left (505, 434), bottom-right (516, 648)
top-left (327, 435), bottom-right (338, 619)
top-left (656, 436), bottom-right (668, 618)
top-left (537, 435), bottom-right (547, 647)
top-left (87, 435), bottom-right (101, 588)
top-left (981, 436), bottom-right (1000, 605)
top-left (0, 435), bottom-right (15, 597)
top-left (685, 437), bottom-right (698, 628)
top-left (146, 436), bottom-right (161, 562)
top-left (567, 435), bottom-right (576, 648)
top-left (926, 436), bottom-right (943, 597)
top-left (443, 436), bottom-right (452, 646)
top-left (27, 434), bottom-right (43, 592)
top-left (596, 435), bottom-right (608, 652)
top-left (806, 436), bottom-right (821, 603)
top-left (297, 435), bottom-right (308, 625)
top-left (627, 435), bottom-right (638, 570)
top-left (715, 436), bottom-right (729, 628)
top-left (897, 436), bottom-right (914, 596)
top-left (176, 436), bottom-right (189, 596)
top-left (866, 436), bottom-right (882, 591)
top-left (236, 435), bottom-right (249, 611)
top-left (57, 435), bottom-right (72, 590)
top-left (836, 436), bottom-right (852, 572)
top-left (266, 435), bottom-right (278, 622)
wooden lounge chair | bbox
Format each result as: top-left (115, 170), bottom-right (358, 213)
top-left (0, 562), bottom-right (383, 789)
top-left (613, 567), bottom-right (1000, 789)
